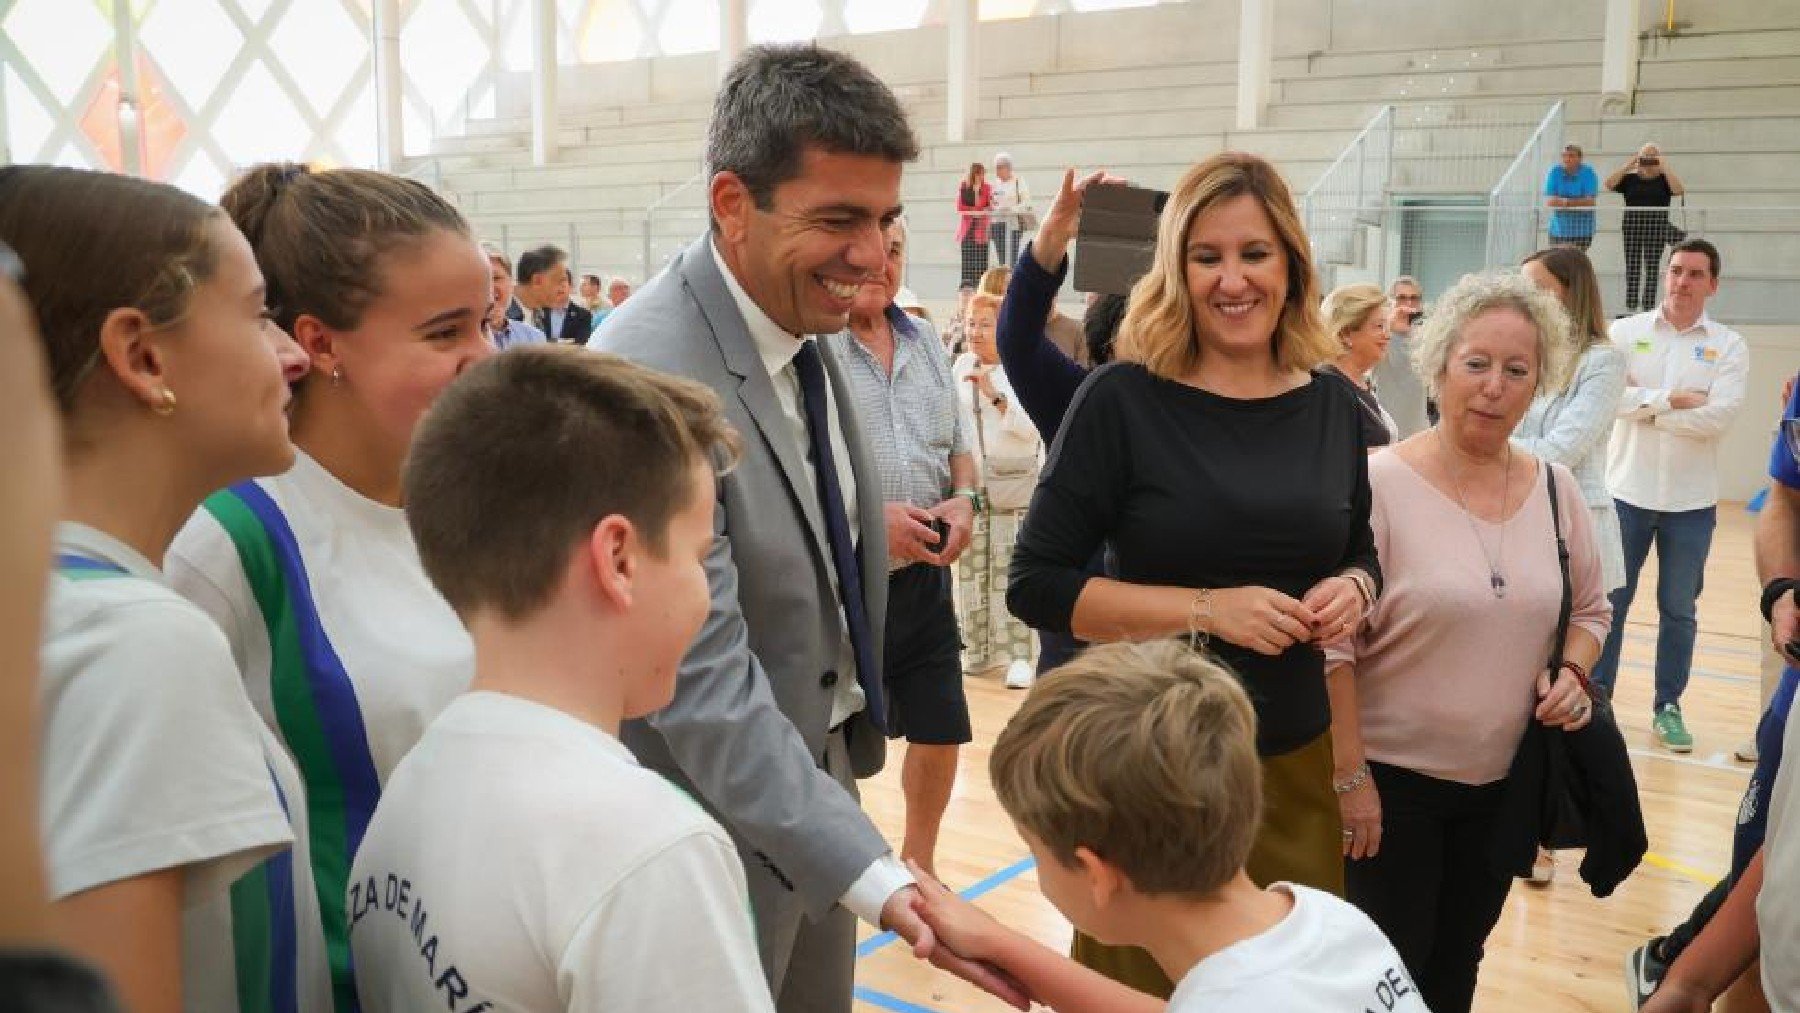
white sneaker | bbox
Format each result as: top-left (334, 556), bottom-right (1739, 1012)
top-left (1004, 660), bottom-right (1035, 689)
top-left (1526, 847), bottom-right (1555, 886)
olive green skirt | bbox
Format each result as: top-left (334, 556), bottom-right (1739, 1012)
top-left (1068, 730), bottom-right (1345, 998)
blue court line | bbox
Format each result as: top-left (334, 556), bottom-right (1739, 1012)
top-left (852, 986), bottom-right (946, 1013)
top-left (855, 856), bottom-right (1038, 958)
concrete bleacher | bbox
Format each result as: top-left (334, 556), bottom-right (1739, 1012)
top-left (412, 4), bottom-right (1800, 322)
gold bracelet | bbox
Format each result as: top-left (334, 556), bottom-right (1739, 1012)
top-left (1341, 569), bottom-right (1376, 611)
top-left (1187, 588), bottom-right (1215, 648)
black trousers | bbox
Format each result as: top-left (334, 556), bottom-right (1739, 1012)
top-left (1622, 212), bottom-right (1670, 312)
top-left (959, 237), bottom-right (990, 288)
top-left (1346, 762), bottom-right (1513, 1013)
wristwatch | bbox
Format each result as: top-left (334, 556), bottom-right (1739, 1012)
top-left (952, 487), bottom-right (986, 514)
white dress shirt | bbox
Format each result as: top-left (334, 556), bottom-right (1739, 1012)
top-left (709, 242), bottom-right (912, 927)
top-left (1606, 307), bottom-right (1749, 513)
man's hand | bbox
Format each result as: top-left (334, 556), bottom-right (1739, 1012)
top-left (886, 503), bottom-right (944, 566)
top-left (1775, 590), bottom-right (1799, 662)
top-left (928, 494), bottom-right (975, 565)
top-left (881, 885), bottom-right (1031, 1010)
top-left (1669, 391), bottom-right (1710, 411)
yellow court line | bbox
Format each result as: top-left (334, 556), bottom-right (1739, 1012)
top-left (1643, 851), bottom-right (1723, 886)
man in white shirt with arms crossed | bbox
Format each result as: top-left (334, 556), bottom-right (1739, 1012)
top-left (1592, 238), bottom-right (1748, 752)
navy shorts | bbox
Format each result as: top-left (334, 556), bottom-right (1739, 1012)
top-left (883, 564), bottom-right (971, 746)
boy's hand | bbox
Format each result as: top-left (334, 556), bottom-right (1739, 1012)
top-left (903, 861), bottom-right (1007, 963)
top-left (883, 879), bottom-right (1030, 1010)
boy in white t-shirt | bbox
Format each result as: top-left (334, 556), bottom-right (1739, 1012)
top-left (909, 641), bottom-right (1430, 1012)
top-left (347, 346), bottom-right (774, 1013)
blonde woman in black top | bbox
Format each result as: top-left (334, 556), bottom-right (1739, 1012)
top-left (1009, 152), bottom-right (1379, 998)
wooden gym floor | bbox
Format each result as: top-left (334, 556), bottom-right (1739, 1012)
top-left (851, 504), bottom-right (1769, 1012)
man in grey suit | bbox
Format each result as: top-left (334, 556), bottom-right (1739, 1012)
top-left (592, 46), bottom-right (1024, 1013)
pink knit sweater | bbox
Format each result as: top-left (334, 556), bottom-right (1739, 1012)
top-left (1325, 450), bottom-right (1612, 785)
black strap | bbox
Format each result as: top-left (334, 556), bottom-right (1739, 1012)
top-left (1546, 464), bottom-right (1572, 676)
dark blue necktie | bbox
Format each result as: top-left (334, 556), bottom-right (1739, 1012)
top-left (792, 340), bottom-right (886, 733)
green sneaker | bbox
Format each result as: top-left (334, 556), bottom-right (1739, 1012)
top-left (1653, 704), bottom-right (1694, 753)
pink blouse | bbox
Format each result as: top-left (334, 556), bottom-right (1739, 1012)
top-left (1325, 449), bottom-right (1611, 785)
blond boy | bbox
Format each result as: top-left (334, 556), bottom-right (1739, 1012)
top-left (911, 641), bottom-right (1427, 1012)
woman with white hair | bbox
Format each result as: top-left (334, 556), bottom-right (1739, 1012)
top-left (1324, 271), bottom-right (1611, 1013)
top-left (989, 153), bottom-right (1032, 270)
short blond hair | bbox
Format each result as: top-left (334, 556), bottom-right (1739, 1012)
top-left (1117, 153), bottom-right (1335, 380)
top-left (1322, 283), bottom-right (1388, 348)
top-left (990, 641), bottom-right (1261, 896)
top-left (1410, 270), bottom-right (1575, 399)
top-left (968, 292), bottom-right (1002, 316)
top-left (977, 266), bottom-right (1011, 298)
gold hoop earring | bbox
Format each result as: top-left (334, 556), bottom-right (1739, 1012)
top-left (330, 366), bottom-right (344, 385)
top-left (153, 389), bottom-right (177, 416)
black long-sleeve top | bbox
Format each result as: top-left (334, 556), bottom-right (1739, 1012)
top-left (1007, 361), bottom-right (1380, 756)
top-left (996, 243), bottom-right (1088, 440)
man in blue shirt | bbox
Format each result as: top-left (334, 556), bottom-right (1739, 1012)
top-left (1625, 374), bottom-right (1800, 1008)
top-left (1545, 143), bottom-right (1599, 250)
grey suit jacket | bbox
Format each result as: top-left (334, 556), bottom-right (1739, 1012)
top-left (592, 236), bottom-right (892, 920)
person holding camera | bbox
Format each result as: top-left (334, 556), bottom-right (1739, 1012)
top-left (1008, 151), bottom-right (1378, 999)
top-left (822, 218), bottom-right (978, 881)
top-left (1607, 143), bottom-right (1688, 314)
top-left (1373, 276), bottom-right (1431, 440)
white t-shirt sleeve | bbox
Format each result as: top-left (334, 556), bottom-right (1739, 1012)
top-left (560, 831), bottom-right (774, 1013)
top-left (40, 595), bottom-right (291, 901)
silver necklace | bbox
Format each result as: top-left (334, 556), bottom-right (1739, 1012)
top-left (1437, 430), bottom-right (1512, 599)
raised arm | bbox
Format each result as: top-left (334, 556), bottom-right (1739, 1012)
top-left (996, 169), bottom-right (1112, 438)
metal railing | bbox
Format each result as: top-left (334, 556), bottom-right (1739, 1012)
top-left (1377, 201), bottom-right (1798, 324)
top-left (1301, 105), bottom-right (1395, 273)
top-left (1484, 100), bottom-right (1565, 269)
top-left (641, 171), bottom-right (708, 280)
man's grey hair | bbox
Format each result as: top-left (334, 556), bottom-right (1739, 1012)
top-left (1389, 274), bottom-right (1420, 294)
top-left (706, 44), bottom-right (919, 212)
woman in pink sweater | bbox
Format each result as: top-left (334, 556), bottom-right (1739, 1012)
top-left (1324, 271), bottom-right (1612, 1013)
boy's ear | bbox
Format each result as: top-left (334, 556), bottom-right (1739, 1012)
top-left (1072, 846), bottom-right (1127, 910)
top-left (585, 514), bottom-right (637, 609)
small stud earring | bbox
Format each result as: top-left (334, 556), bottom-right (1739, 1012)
top-left (153, 389), bottom-right (177, 416)
top-left (330, 366), bottom-right (344, 384)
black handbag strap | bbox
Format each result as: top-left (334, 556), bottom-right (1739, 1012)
top-left (1546, 464), bottom-right (1572, 676)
